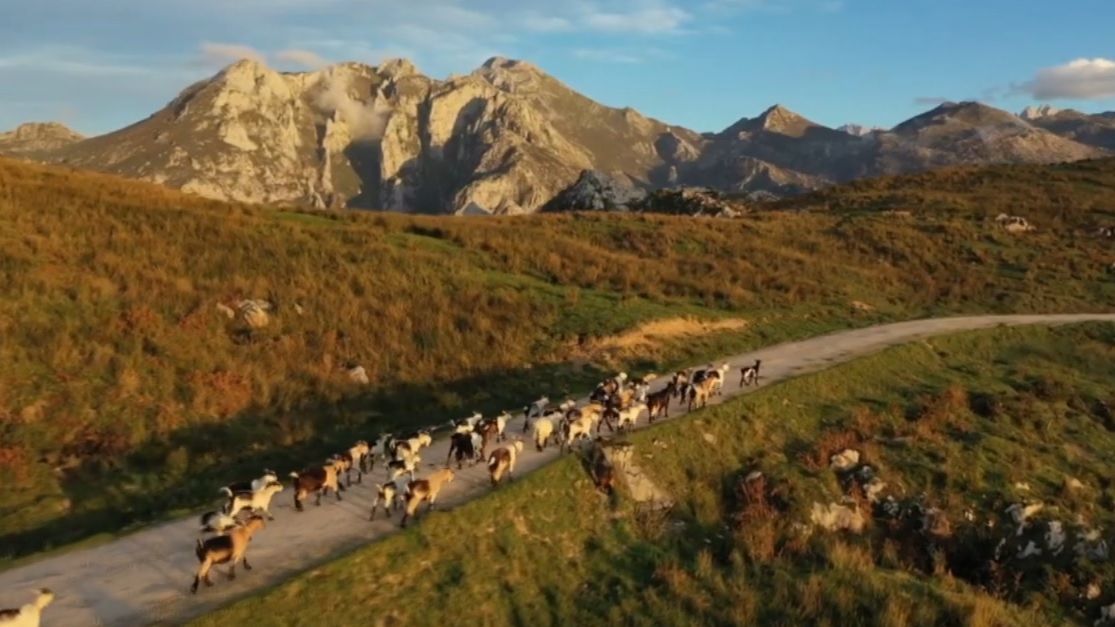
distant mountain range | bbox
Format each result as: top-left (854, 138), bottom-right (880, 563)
top-left (1, 57), bottom-right (1111, 214)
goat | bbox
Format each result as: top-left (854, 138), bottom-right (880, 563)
top-left (532, 417), bottom-right (555, 452)
top-left (344, 440), bottom-right (371, 480)
top-left (475, 420), bottom-right (501, 459)
top-left (707, 363), bottom-right (730, 396)
top-left (330, 450), bottom-right (363, 488)
top-left (199, 511), bottom-right (239, 536)
top-left (447, 432), bottom-right (477, 469)
top-left (615, 403), bottom-right (647, 432)
top-left (396, 431), bottom-right (432, 456)
top-left (523, 396), bottom-right (550, 432)
top-left (493, 411), bottom-right (511, 441)
top-left (0, 589), bottom-right (53, 627)
top-left (289, 461), bottom-right (345, 512)
top-left (225, 480), bottom-right (284, 521)
top-left (670, 370), bottom-right (691, 398)
top-left (219, 470), bottom-right (278, 498)
top-left (686, 377), bottom-right (718, 411)
top-left (369, 476), bottom-right (409, 520)
top-left (191, 515), bottom-right (266, 594)
top-left (739, 359), bottom-right (762, 388)
top-left (646, 383), bottom-right (674, 422)
top-left (562, 414), bottom-right (595, 453)
top-left (387, 455), bottom-right (420, 481)
top-left (400, 469), bottom-right (455, 527)
top-left (488, 441), bottom-right (524, 486)
top-left (368, 434), bottom-right (394, 471)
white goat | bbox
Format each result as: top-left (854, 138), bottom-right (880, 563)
top-left (533, 418), bottom-right (555, 452)
top-left (615, 403), bottom-right (648, 431)
top-left (199, 511), bottom-right (238, 536)
top-left (0, 589), bottom-right (53, 627)
top-left (226, 481), bottom-right (285, 520)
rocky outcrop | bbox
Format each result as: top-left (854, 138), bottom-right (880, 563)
top-left (592, 440), bottom-right (672, 508)
top-left (541, 170), bottom-right (646, 212)
top-left (0, 122), bottom-right (84, 156)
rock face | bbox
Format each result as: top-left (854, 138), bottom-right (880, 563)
top-left (0, 122), bottom-right (83, 156)
top-left (541, 170), bottom-right (646, 212)
top-left (6, 58), bottom-right (1108, 213)
top-left (594, 440), bottom-right (672, 508)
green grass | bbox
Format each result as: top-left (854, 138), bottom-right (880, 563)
top-left (0, 154), bottom-right (1112, 561)
top-left (198, 323), bottom-right (1115, 626)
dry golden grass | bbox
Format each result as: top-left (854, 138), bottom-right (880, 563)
top-left (0, 154), bottom-right (1112, 558)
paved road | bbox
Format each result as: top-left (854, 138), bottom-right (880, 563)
top-left (1, 314), bottom-right (1112, 626)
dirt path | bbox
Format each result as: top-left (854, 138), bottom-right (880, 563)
top-left (2, 314), bottom-right (1112, 626)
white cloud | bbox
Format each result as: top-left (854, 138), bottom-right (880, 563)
top-left (573, 48), bottom-right (644, 64)
top-left (521, 14), bottom-right (574, 32)
top-left (198, 41), bottom-right (265, 66)
top-left (275, 48), bottom-right (329, 69)
top-left (1015, 58), bottom-right (1115, 101)
top-left (582, 5), bottom-right (691, 34)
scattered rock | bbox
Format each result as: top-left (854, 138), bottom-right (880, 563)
top-left (702, 432), bottom-right (716, 444)
top-left (829, 448), bottom-right (861, 472)
top-left (1086, 582), bottom-right (1102, 600)
top-left (1005, 502), bottom-right (1044, 526)
top-left (810, 501), bottom-right (866, 533)
top-left (347, 365), bottom-right (369, 385)
top-left (995, 213), bottom-right (1035, 233)
top-left (234, 299), bottom-right (273, 329)
top-left (1066, 476), bottom-right (1085, 491)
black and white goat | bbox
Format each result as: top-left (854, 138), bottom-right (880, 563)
top-left (199, 511), bottom-right (239, 536)
top-left (739, 359), bottom-right (762, 388)
top-left (219, 470), bottom-right (278, 498)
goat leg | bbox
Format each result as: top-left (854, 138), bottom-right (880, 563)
top-left (242, 556), bottom-right (252, 570)
top-left (227, 563), bottom-right (236, 580)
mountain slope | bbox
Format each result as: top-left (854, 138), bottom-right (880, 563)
top-left (8, 60), bottom-right (1109, 211)
top-left (1026, 108), bottom-right (1115, 152)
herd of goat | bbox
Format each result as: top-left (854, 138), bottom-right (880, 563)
top-left (0, 359), bottom-right (763, 621)
top-left (182, 360), bottom-right (761, 595)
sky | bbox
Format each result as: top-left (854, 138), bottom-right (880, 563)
top-left (1, 0), bottom-right (1114, 136)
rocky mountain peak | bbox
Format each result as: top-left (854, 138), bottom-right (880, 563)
top-left (377, 58), bottom-right (419, 79)
top-left (0, 121), bottom-right (84, 156)
top-left (723, 104), bottom-right (821, 138)
top-left (1019, 105), bottom-right (1062, 121)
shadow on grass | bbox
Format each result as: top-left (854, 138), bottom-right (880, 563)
top-left (0, 360), bottom-right (614, 561)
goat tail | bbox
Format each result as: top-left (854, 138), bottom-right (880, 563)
top-left (289, 471), bottom-right (300, 479)
top-left (194, 538), bottom-right (206, 561)
top-left (487, 456), bottom-right (498, 470)
top-left (218, 486), bottom-right (232, 497)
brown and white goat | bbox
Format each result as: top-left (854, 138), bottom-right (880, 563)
top-left (615, 403), bottom-right (647, 432)
top-left (226, 480), bottom-right (284, 520)
top-left (400, 468), bottom-right (455, 527)
top-left (289, 461), bottom-right (345, 511)
top-left (487, 441), bottom-right (524, 486)
top-left (686, 377), bottom-right (718, 411)
top-left (0, 588), bottom-right (53, 627)
top-left (191, 515), bottom-right (266, 593)
top-left (369, 476), bottom-right (409, 521)
top-left (562, 414), bottom-right (595, 453)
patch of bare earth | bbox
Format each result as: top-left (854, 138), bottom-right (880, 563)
top-left (567, 317), bottom-right (748, 367)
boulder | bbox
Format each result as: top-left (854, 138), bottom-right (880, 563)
top-left (594, 440), bottom-right (673, 508)
top-left (829, 448), bottom-right (861, 472)
top-left (810, 501), bottom-right (866, 533)
top-left (542, 169), bottom-right (647, 212)
top-left (347, 365), bottom-right (369, 385)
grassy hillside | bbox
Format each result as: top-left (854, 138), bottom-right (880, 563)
top-left (0, 156), bottom-right (1112, 559)
top-left (198, 323), bottom-right (1115, 626)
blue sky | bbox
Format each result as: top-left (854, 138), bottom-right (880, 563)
top-left (2, 0), bottom-right (1113, 135)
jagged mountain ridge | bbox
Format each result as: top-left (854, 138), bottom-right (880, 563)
top-left (2, 58), bottom-right (1109, 213)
